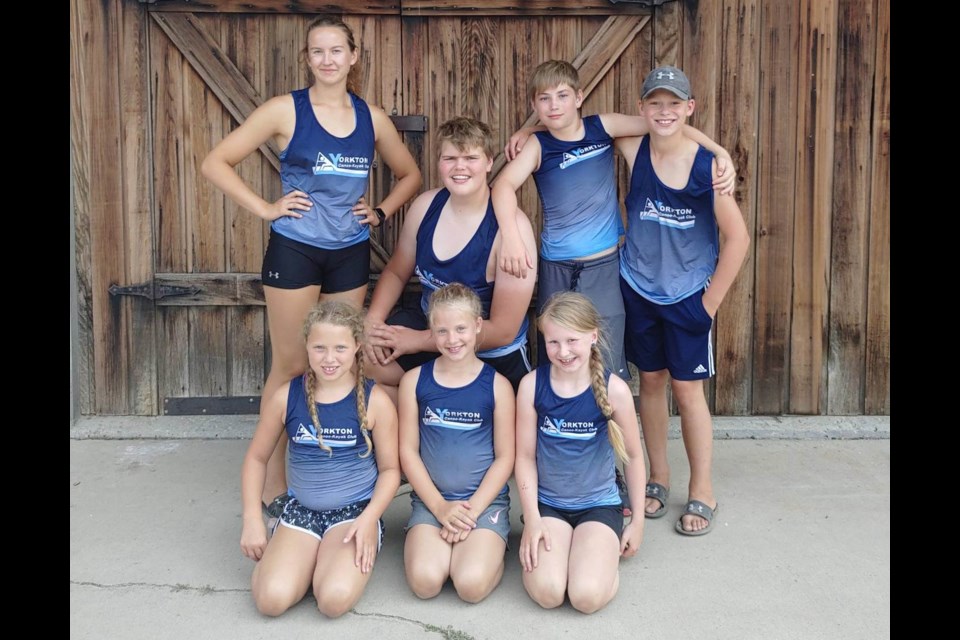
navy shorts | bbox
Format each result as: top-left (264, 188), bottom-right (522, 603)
top-left (261, 231), bottom-right (369, 292)
top-left (274, 496), bottom-right (384, 550)
top-left (537, 251), bottom-right (629, 380)
top-left (620, 277), bottom-right (714, 381)
top-left (404, 491), bottom-right (512, 543)
top-left (388, 307), bottom-right (531, 391)
top-left (537, 502), bottom-right (623, 537)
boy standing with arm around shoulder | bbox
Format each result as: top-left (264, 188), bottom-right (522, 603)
top-left (491, 60), bottom-right (737, 383)
top-left (616, 66), bottom-right (750, 535)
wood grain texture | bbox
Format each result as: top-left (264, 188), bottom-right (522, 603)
top-left (462, 18), bottom-right (500, 127)
top-left (149, 1), bottom-right (401, 13)
top-left (70, 0), bottom-right (96, 415)
top-left (827, 0), bottom-right (874, 414)
top-left (715, 0), bottom-right (761, 416)
top-left (158, 308), bottom-right (190, 402)
top-left (189, 308), bottom-right (229, 396)
top-left (790, 0), bottom-right (837, 414)
top-left (120, 0), bottom-right (159, 414)
top-left (753, 1), bottom-right (799, 414)
top-left (401, 1), bottom-right (647, 15)
top-left (864, 0), bottom-right (889, 415)
top-left (653, 0), bottom-right (680, 67)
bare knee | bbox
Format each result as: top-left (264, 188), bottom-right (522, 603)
top-left (406, 566), bottom-right (446, 600)
top-left (252, 577), bottom-right (301, 617)
top-left (525, 577), bottom-right (566, 609)
top-left (639, 370), bottom-right (669, 391)
top-left (315, 585), bottom-right (358, 619)
top-left (568, 581), bottom-right (613, 614)
top-left (452, 565), bottom-right (501, 604)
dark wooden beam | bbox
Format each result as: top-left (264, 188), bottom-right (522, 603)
top-left (144, 1), bottom-right (648, 15)
top-left (145, 1), bottom-right (402, 14)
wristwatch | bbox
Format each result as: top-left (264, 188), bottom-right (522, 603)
top-left (374, 207), bottom-right (387, 226)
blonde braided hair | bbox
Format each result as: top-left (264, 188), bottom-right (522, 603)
top-left (538, 291), bottom-right (628, 464)
top-left (301, 300), bottom-right (372, 458)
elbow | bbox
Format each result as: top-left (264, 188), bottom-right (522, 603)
top-left (200, 154), bottom-right (216, 181)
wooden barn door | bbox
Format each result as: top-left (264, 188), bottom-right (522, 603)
top-left (98, 2), bottom-right (655, 417)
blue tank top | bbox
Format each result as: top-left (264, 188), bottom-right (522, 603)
top-left (414, 360), bottom-right (507, 501)
top-left (414, 189), bottom-right (529, 358)
top-left (284, 376), bottom-right (378, 512)
top-left (619, 136), bottom-right (718, 304)
top-left (272, 89), bottom-right (375, 249)
top-left (533, 363), bottom-right (619, 510)
top-left (532, 115), bottom-right (623, 261)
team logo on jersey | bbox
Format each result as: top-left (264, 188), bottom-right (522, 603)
top-left (539, 416), bottom-right (596, 440)
top-left (423, 406), bottom-right (483, 430)
top-left (313, 151), bottom-right (371, 178)
top-left (637, 197), bottom-right (696, 229)
top-left (292, 421), bottom-right (357, 447)
top-left (559, 143), bottom-right (609, 169)
top-left (414, 265), bottom-right (447, 291)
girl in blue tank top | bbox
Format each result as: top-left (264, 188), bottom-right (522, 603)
top-left (514, 292), bottom-right (647, 614)
top-left (398, 283), bottom-right (516, 604)
top-left (239, 300), bottom-right (399, 619)
top-left (203, 16), bottom-right (420, 520)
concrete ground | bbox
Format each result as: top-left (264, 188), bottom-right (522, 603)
top-left (70, 415), bottom-right (890, 640)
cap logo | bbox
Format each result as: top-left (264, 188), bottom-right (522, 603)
top-left (657, 71), bottom-right (676, 80)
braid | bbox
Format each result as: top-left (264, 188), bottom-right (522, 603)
top-left (589, 344), bottom-right (628, 464)
top-left (354, 352), bottom-right (373, 458)
top-left (304, 371), bottom-right (333, 456)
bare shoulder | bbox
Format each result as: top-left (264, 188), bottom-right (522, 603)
top-left (607, 374), bottom-right (634, 406)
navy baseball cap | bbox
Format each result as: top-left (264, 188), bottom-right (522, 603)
top-left (641, 66), bottom-right (692, 100)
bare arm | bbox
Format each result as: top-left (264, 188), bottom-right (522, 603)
top-left (369, 107), bottom-right (423, 219)
top-left (480, 209), bottom-right (538, 350)
top-left (608, 376), bottom-right (646, 557)
top-left (201, 95), bottom-right (314, 222)
top-left (239, 382), bottom-right (289, 561)
top-left (514, 371), bottom-right (548, 571)
top-left (701, 163), bottom-right (751, 317)
top-left (489, 139), bottom-right (542, 279)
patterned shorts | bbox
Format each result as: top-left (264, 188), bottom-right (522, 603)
top-left (275, 497), bottom-right (385, 550)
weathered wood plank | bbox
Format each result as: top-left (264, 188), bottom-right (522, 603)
top-left (580, 17), bottom-right (615, 118)
top-left (377, 17), bottom-right (405, 258)
top-left (402, 16), bottom-right (429, 185)
top-left (864, 0), bottom-right (889, 415)
top-left (229, 308), bottom-right (267, 395)
top-left (158, 308), bottom-right (190, 401)
top-left (75, 0), bottom-right (129, 414)
top-left (152, 17), bottom-right (188, 273)
top-left (189, 308), bottom-right (229, 396)
top-left (790, 0), bottom-right (837, 414)
top-left (149, 0), bottom-right (401, 14)
top-left (70, 0), bottom-right (97, 415)
top-left (753, 1), bottom-right (799, 414)
top-left (827, 0), bottom-right (874, 414)
top-left (155, 273), bottom-right (266, 306)
top-left (401, 1), bottom-right (648, 15)
top-left (462, 18), bottom-right (499, 129)
top-left (653, 0), bottom-right (680, 67)
top-left (430, 17), bottom-right (461, 140)
top-left (120, 0), bottom-right (159, 414)
top-left (715, 0), bottom-right (761, 416)
top-left (183, 41), bottom-right (227, 273)
top-left (150, 11), bottom-right (281, 171)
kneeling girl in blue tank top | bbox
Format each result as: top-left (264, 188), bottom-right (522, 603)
top-left (239, 301), bottom-right (400, 619)
top-left (514, 292), bottom-right (647, 614)
top-left (397, 283), bottom-right (516, 603)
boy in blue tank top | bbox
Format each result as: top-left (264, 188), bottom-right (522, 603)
top-left (616, 66), bottom-right (750, 536)
top-left (492, 60), bottom-right (738, 382)
top-left (363, 117), bottom-right (538, 403)
top-left (398, 283), bottom-right (516, 603)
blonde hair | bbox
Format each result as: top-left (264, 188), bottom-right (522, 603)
top-left (435, 116), bottom-right (496, 161)
top-left (301, 15), bottom-right (362, 96)
top-left (427, 282), bottom-right (484, 327)
top-left (538, 291), bottom-right (627, 464)
top-left (301, 300), bottom-right (372, 457)
top-left (529, 60), bottom-right (581, 101)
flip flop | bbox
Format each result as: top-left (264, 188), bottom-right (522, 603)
top-left (675, 500), bottom-right (718, 536)
top-left (644, 482), bottom-right (670, 519)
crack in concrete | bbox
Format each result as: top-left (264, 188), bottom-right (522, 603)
top-left (351, 610), bottom-right (476, 639)
top-left (70, 580), bottom-right (245, 594)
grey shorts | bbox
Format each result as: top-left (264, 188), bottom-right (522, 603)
top-left (404, 491), bottom-right (511, 543)
top-left (537, 251), bottom-right (630, 379)
top-left (274, 496), bottom-right (384, 550)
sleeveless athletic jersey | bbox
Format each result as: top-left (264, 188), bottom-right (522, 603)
top-left (620, 136), bottom-right (718, 304)
top-left (533, 363), bottom-right (620, 510)
top-left (532, 115), bottom-right (623, 261)
top-left (284, 376), bottom-right (378, 512)
top-left (414, 188), bottom-right (529, 358)
top-left (415, 360), bottom-right (507, 501)
top-left (272, 89), bottom-right (375, 250)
